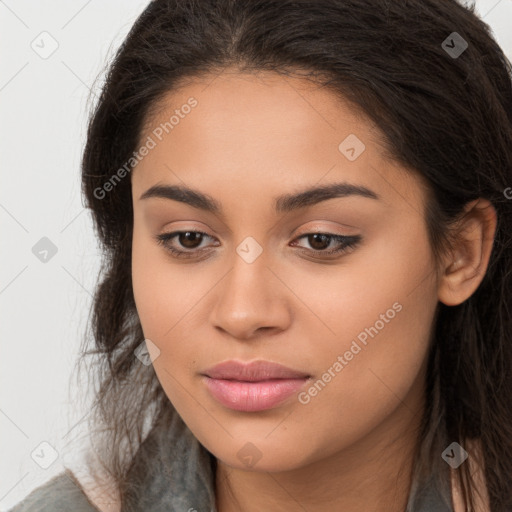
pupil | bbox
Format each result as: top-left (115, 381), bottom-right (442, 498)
top-left (310, 234), bottom-right (329, 250)
top-left (180, 232), bottom-right (201, 248)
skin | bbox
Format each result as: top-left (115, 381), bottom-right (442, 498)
top-left (129, 70), bottom-right (496, 512)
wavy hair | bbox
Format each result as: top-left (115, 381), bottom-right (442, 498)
top-left (79, 0), bottom-right (512, 510)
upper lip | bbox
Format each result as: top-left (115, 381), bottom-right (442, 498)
top-left (202, 360), bottom-right (310, 381)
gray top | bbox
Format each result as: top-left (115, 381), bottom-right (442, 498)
top-left (8, 412), bottom-right (453, 512)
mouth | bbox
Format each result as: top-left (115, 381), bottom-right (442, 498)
top-left (201, 360), bottom-right (311, 412)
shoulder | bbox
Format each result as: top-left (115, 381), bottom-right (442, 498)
top-left (7, 471), bottom-right (101, 512)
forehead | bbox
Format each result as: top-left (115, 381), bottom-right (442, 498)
top-left (131, 70), bottom-right (425, 215)
top-left (140, 70), bottom-right (385, 154)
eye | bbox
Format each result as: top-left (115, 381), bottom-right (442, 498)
top-left (290, 233), bottom-right (362, 257)
top-left (155, 230), bottom-right (217, 259)
top-left (155, 230), bottom-right (362, 260)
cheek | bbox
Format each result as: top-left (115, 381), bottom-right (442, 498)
top-left (131, 225), bottom-right (202, 333)
top-left (295, 230), bottom-right (437, 420)
top-left (294, 300), bottom-right (433, 460)
top-left (131, 240), bottom-right (201, 411)
top-left (131, 231), bottom-right (218, 398)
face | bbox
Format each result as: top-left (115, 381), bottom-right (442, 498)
top-left (130, 70), bottom-right (440, 473)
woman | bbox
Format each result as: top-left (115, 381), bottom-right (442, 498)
top-left (10, 0), bottom-right (512, 510)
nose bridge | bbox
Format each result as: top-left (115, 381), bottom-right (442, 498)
top-left (209, 240), bottom-right (291, 338)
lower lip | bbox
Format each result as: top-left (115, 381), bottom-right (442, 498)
top-left (202, 376), bottom-right (309, 412)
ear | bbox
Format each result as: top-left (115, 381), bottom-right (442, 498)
top-left (438, 198), bottom-right (497, 307)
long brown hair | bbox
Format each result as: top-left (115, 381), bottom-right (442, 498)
top-left (78, 0), bottom-right (512, 510)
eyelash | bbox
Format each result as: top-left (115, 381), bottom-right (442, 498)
top-left (155, 230), bottom-right (362, 260)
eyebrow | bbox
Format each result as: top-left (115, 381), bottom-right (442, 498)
top-left (139, 181), bottom-right (379, 214)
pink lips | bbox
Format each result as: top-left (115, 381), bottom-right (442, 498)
top-left (201, 360), bottom-right (310, 412)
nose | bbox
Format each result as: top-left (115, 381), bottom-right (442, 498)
top-left (208, 253), bottom-right (292, 341)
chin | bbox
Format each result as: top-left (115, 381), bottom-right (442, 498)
top-left (207, 438), bottom-right (315, 473)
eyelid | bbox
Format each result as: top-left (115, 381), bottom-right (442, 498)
top-left (157, 225), bottom-right (357, 245)
top-left (291, 221), bottom-right (360, 236)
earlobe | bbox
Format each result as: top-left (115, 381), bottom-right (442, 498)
top-left (437, 199), bottom-right (497, 307)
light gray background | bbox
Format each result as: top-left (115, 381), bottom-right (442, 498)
top-left (1, 0), bottom-right (511, 509)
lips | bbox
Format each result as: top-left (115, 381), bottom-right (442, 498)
top-left (203, 360), bottom-right (310, 381)
top-left (201, 360), bottom-right (310, 412)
